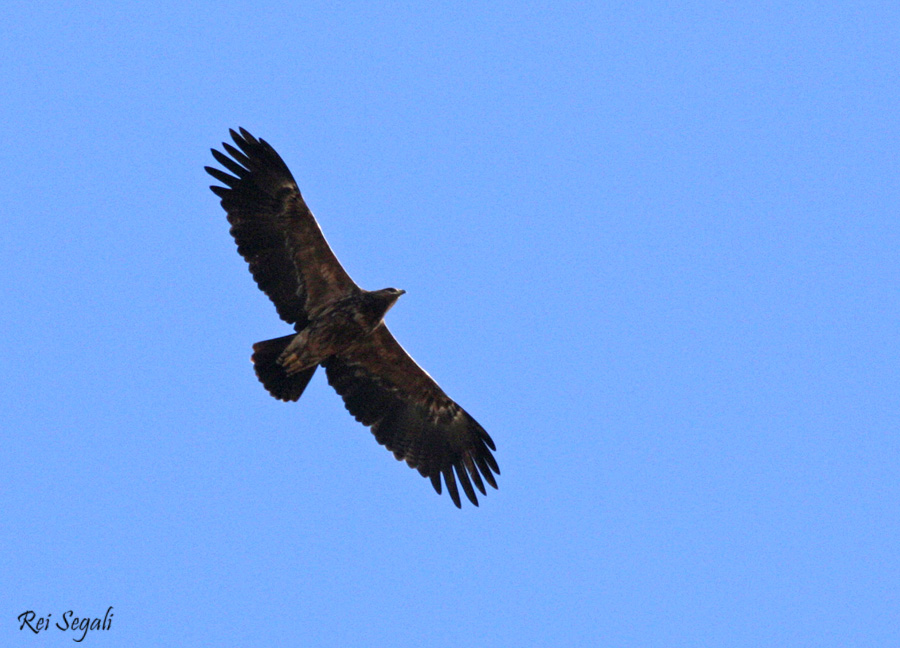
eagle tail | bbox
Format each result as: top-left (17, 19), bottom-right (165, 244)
top-left (252, 335), bottom-right (317, 402)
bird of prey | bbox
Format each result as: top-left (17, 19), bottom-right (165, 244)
top-left (206, 128), bottom-right (499, 507)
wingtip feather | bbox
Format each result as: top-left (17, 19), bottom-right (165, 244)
top-left (443, 466), bottom-right (461, 508)
top-left (456, 463), bottom-right (478, 506)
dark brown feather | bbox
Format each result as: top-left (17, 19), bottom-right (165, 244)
top-left (323, 326), bottom-right (499, 507)
top-left (206, 128), bottom-right (358, 328)
top-left (251, 335), bottom-right (317, 402)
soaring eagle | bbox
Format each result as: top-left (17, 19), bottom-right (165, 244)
top-left (206, 128), bottom-right (499, 507)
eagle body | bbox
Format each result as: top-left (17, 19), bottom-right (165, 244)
top-left (206, 128), bottom-right (499, 507)
top-left (277, 288), bottom-right (404, 375)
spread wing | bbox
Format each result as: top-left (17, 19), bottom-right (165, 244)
top-left (206, 128), bottom-right (358, 329)
top-left (323, 326), bottom-right (499, 507)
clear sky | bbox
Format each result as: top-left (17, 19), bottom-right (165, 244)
top-left (3, 1), bottom-right (898, 646)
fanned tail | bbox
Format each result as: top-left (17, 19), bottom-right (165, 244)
top-left (251, 335), bottom-right (316, 402)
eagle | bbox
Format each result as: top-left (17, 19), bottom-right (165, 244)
top-left (206, 128), bottom-right (499, 507)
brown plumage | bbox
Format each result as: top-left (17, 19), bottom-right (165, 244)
top-left (206, 128), bottom-right (499, 507)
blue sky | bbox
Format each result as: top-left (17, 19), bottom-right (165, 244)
top-left (2, 1), bottom-right (898, 646)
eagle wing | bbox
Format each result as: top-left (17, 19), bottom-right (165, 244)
top-left (206, 128), bottom-right (358, 328)
top-left (323, 326), bottom-right (500, 507)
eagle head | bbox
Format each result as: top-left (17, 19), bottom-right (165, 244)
top-left (370, 287), bottom-right (405, 316)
